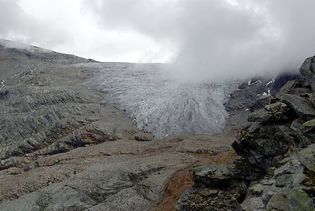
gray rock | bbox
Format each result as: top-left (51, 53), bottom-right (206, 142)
top-left (267, 188), bottom-right (314, 211)
top-left (248, 183), bottom-right (266, 196)
top-left (193, 164), bottom-right (232, 188)
top-left (176, 186), bottom-right (243, 211)
top-left (232, 124), bottom-right (300, 170)
top-left (275, 80), bottom-right (297, 98)
top-left (0, 152), bottom-right (197, 211)
top-left (231, 158), bottom-right (265, 181)
top-left (298, 144), bottom-right (315, 173)
top-left (303, 119), bottom-right (315, 128)
top-left (274, 158), bottom-right (305, 188)
top-left (241, 197), bottom-right (265, 211)
top-left (248, 102), bottom-right (291, 123)
top-left (300, 56), bottom-right (315, 92)
top-left (280, 94), bottom-right (315, 118)
top-left (134, 132), bottom-right (154, 142)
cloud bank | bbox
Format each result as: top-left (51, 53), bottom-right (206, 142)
top-left (1, 0), bottom-right (315, 82)
top-left (84, 0), bottom-right (315, 82)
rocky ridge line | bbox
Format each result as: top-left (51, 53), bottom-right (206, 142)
top-left (177, 56), bottom-right (315, 211)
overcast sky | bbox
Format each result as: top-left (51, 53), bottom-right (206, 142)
top-left (1, 0), bottom-right (315, 82)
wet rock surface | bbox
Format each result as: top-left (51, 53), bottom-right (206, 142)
top-left (177, 57), bottom-right (315, 210)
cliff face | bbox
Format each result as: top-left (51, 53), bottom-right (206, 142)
top-left (177, 57), bottom-right (315, 210)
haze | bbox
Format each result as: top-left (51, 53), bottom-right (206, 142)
top-left (1, 0), bottom-right (315, 82)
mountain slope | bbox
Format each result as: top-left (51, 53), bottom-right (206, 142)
top-left (0, 41), bottom-right (236, 210)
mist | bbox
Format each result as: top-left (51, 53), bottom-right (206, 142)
top-left (1, 0), bottom-right (315, 82)
top-left (84, 0), bottom-right (315, 82)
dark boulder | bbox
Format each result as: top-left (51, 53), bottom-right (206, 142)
top-left (193, 164), bottom-right (233, 188)
top-left (225, 78), bottom-right (272, 113)
top-left (275, 79), bottom-right (312, 98)
top-left (280, 94), bottom-right (315, 118)
top-left (248, 102), bottom-right (293, 123)
top-left (232, 124), bottom-right (304, 171)
top-left (134, 132), bottom-right (154, 142)
top-left (176, 186), bottom-right (244, 211)
top-left (270, 72), bottom-right (301, 96)
top-left (300, 56), bottom-right (315, 92)
top-left (0, 89), bottom-right (9, 99)
top-left (231, 158), bottom-right (265, 181)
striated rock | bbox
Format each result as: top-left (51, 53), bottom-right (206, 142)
top-left (0, 152), bottom-right (197, 211)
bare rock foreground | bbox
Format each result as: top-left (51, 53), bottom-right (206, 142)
top-left (0, 41), bottom-right (236, 210)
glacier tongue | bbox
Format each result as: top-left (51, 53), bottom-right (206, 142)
top-left (82, 63), bottom-right (236, 138)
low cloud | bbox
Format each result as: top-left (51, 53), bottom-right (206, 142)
top-left (0, 0), bottom-right (72, 47)
top-left (84, 0), bottom-right (315, 82)
top-left (1, 0), bottom-right (315, 82)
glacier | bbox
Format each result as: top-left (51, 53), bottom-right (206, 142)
top-left (78, 62), bottom-right (236, 138)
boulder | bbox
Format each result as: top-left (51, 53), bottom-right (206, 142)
top-left (280, 94), bottom-right (315, 118)
top-left (248, 183), bottom-right (265, 196)
top-left (0, 89), bottom-right (9, 99)
top-left (271, 72), bottom-right (301, 96)
top-left (176, 186), bottom-right (245, 211)
top-left (302, 119), bottom-right (315, 141)
top-left (274, 158), bottom-right (305, 188)
top-left (248, 102), bottom-right (292, 123)
top-left (193, 164), bottom-right (232, 188)
top-left (298, 144), bottom-right (315, 173)
top-left (225, 77), bottom-right (273, 113)
top-left (303, 119), bottom-right (315, 129)
top-left (232, 124), bottom-right (300, 171)
top-left (267, 188), bottom-right (314, 211)
top-left (134, 132), bottom-right (154, 142)
top-left (300, 56), bottom-right (315, 92)
top-left (231, 158), bottom-right (265, 181)
top-left (177, 164), bottom-right (248, 210)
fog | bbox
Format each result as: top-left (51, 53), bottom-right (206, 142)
top-left (1, 0), bottom-right (315, 82)
top-left (84, 0), bottom-right (315, 82)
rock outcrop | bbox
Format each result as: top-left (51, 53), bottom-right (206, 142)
top-left (177, 57), bottom-right (315, 211)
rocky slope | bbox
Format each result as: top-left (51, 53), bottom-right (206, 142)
top-left (0, 40), bottom-right (240, 210)
top-left (1, 39), bottom-right (314, 211)
top-left (177, 57), bottom-right (315, 210)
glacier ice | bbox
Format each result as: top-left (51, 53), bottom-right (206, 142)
top-left (80, 62), bottom-right (236, 138)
